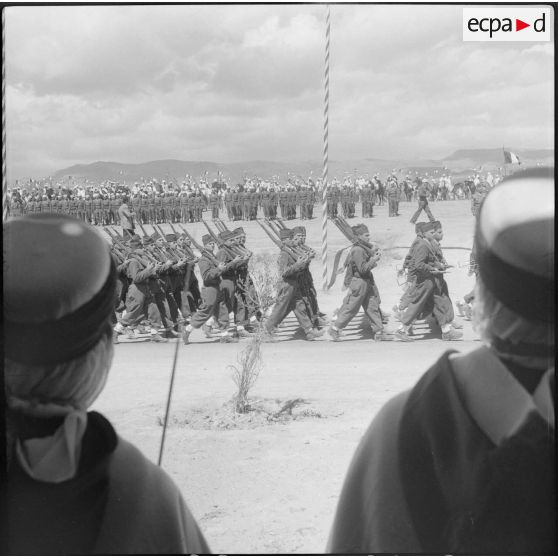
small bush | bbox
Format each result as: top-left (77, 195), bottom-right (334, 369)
top-left (244, 252), bottom-right (280, 317)
top-left (229, 330), bottom-right (264, 414)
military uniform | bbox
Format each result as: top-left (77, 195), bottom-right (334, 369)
top-left (279, 189), bottom-right (288, 219)
top-left (397, 232), bottom-right (452, 333)
top-left (265, 246), bottom-right (314, 335)
top-left (179, 193), bottom-right (189, 223)
top-left (387, 181), bottom-right (400, 217)
top-left (260, 190), bottom-right (271, 218)
top-left (224, 190), bottom-right (234, 220)
top-left (209, 192), bottom-right (221, 219)
top-left (306, 189), bottom-right (315, 219)
top-left (410, 183), bottom-right (434, 224)
top-left (101, 197), bottom-right (110, 224)
top-left (269, 189), bottom-right (278, 219)
top-left (332, 234), bottom-right (385, 337)
top-left (184, 237), bottom-right (226, 333)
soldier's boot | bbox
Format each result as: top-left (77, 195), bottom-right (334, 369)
top-left (374, 330), bottom-right (395, 341)
top-left (182, 328), bottom-right (192, 345)
top-left (441, 327), bottom-right (463, 341)
top-left (328, 326), bottom-right (341, 341)
top-left (305, 328), bottom-right (324, 341)
top-left (150, 332), bottom-right (168, 343)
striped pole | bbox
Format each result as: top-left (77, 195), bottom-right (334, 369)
top-left (2, 9), bottom-right (8, 222)
top-left (321, 4), bottom-right (331, 291)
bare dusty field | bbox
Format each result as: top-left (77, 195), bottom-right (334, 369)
top-left (93, 199), bottom-right (480, 554)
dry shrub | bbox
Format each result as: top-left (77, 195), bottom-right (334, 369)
top-left (245, 252), bottom-right (280, 317)
top-left (229, 330), bottom-right (264, 414)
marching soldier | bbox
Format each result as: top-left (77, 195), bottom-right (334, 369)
top-left (181, 234), bottom-right (236, 343)
top-left (113, 235), bottom-right (169, 342)
top-left (232, 227), bottom-right (259, 329)
top-left (394, 221), bottom-right (462, 341)
top-left (328, 224), bottom-right (394, 341)
top-left (176, 233), bottom-right (201, 321)
top-left (263, 228), bottom-right (323, 341)
top-left (394, 222), bottom-right (427, 318)
top-left (410, 178), bottom-right (435, 224)
top-left (293, 225), bottom-right (326, 330)
top-left (216, 231), bottom-right (246, 331)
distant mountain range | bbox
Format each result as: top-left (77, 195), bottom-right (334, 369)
top-left (52, 148), bottom-right (553, 184)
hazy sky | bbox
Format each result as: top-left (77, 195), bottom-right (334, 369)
top-left (5, 3), bottom-right (554, 179)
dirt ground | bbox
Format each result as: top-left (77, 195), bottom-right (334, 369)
top-left (94, 198), bottom-right (480, 554)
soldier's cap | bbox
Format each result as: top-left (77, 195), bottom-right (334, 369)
top-left (150, 231), bottom-right (161, 240)
top-left (165, 233), bottom-right (177, 242)
top-left (292, 226), bottom-right (306, 235)
top-left (431, 220), bottom-right (442, 229)
top-left (128, 234), bottom-right (143, 248)
top-left (415, 222), bottom-right (428, 234)
top-left (279, 228), bottom-right (293, 240)
top-left (202, 234), bottom-right (214, 245)
top-left (4, 215), bottom-right (117, 366)
top-left (219, 231), bottom-right (235, 242)
top-left (351, 224), bottom-right (369, 236)
top-left (233, 226), bottom-right (245, 235)
top-left (143, 235), bottom-right (154, 246)
top-left (475, 167), bottom-right (554, 324)
top-left (421, 221), bottom-right (437, 233)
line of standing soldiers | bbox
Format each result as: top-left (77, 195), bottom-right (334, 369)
top-left (326, 185), bottom-right (379, 219)
top-left (222, 188), bottom-right (317, 221)
top-left (11, 194), bottom-right (125, 226)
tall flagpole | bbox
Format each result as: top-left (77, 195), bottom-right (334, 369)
top-left (321, 5), bottom-right (331, 291)
top-left (2, 10), bottom-right (8, 222)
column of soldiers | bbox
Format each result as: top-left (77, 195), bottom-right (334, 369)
top-left (392, 220), bottom-right (463, 341)
top-left (110, 229), bottom-right (202, 343)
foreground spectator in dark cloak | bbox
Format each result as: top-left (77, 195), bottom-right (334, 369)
top-left (2, 214), bottom-right (210, 554)
top-left (327, 167), bottom-right (554, 554)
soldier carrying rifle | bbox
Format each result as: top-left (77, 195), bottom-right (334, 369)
top-left (262, 227), bottom-right (323, 342)
top-left (328, 223), bottom-right (395, 342)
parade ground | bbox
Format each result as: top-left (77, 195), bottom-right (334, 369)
top-left (94, 198), bottom-right (479, 554)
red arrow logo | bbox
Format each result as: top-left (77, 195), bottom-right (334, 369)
top-left (516, 18), bottom-right (530, 31)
